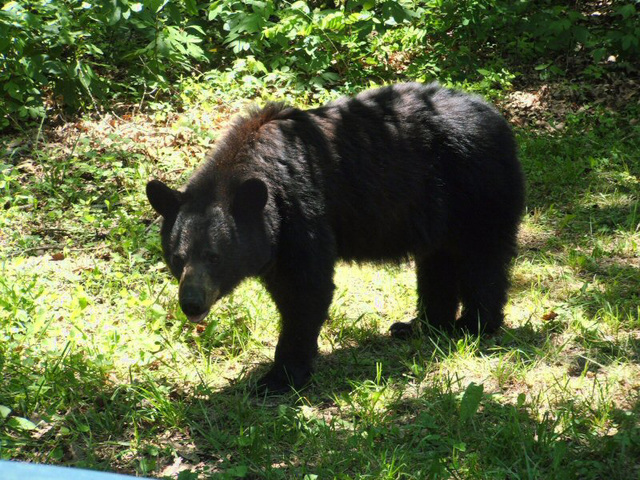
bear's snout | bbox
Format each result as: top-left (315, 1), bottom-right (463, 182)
top-left (179, 265), bottom-right (218, 323)
top-left (179, 288), bottom-right (207, 316)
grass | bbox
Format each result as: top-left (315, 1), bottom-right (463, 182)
top-left (1, 81), bottom-right (639, 479)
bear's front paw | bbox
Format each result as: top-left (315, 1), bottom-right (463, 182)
top-left (256, 363), bottom-right (312, 395)
top-left (389, 320), bottom-right (418, 339)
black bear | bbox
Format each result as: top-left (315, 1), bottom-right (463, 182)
top-left (146, 82), bottom-right (525, 392)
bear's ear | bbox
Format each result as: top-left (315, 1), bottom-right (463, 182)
top-left (146, 180), bottom-right (182, 218)
top-left (232, 178), bottom-right (268, 218)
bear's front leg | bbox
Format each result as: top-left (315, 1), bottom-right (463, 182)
top-left (259, 242), bottom-right (336, 393)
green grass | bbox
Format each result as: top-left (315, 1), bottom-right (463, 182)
top-left (1, 84), bottom-right (639, 479)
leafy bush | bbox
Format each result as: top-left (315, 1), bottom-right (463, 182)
top-left (0, 0), bottom-right (208, 129)
top-left (1, 0), bottom-right (638, 130)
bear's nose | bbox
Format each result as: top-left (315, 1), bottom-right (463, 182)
top-left (179, 290), bottom-right (206, 316)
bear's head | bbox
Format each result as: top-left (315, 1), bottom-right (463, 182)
top-left (146, 177), bottom-right (273, 323)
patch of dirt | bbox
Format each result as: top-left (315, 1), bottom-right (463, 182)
top-left (498, 75), bottom-right (640, 132)
top-left (51, 111), bottom-right (214, 163)
top-left (1, 105), bottom-right (241, 184)
top-left (518, 224), bottom-right (554, 252)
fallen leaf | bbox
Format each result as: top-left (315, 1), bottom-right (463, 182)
top-left (160, 456), bottom-right (188, 477)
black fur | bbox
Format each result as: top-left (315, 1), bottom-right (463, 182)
top-left (146, 82), bottom-right (525, 392)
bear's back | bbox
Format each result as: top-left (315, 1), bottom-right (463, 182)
top-left (303, 83), bottom-right (519, 261)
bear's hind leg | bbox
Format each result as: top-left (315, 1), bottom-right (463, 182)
top-left (456, 249), bottom-right (512, 334)
top-left (390, 251), bottom-right (459, 338)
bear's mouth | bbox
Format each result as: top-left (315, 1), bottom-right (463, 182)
top-left (187, 309), bottom-right (210, 324)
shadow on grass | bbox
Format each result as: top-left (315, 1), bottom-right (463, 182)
top-left (518, 102), bottom-right (639, 228)
top-left (516, 121), bottom-right (640, 328)
top-left (219, 320), bottom-right (551, 401)
top-left (199, 329), bottom-right (640, 479)
top-left (4, 304), bottom-right (639, 478)
top-left (573, 261), bottom-right (640, 327)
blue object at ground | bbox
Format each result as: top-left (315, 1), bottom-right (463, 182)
top-left (0, 461), bottom-right (146, 480)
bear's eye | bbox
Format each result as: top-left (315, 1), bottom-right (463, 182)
top-left (172, 254), bottom-right (185, 272)
top-left (203, 250), bottom-right (220, 264)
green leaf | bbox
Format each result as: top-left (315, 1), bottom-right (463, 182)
top-left (77, 423), bottom-right (90, 432)
top-left (290, 1), bottom-right (310, 14)
top-left (321, 72), bottom-right (339, 81)
top-left (5, 82), bottom-right (23, 101)
top-left (0, 405), bottom-right (11, 419)
top-left (225, 465), bottom-right (248, 478)
top-left (147, 0), bottom-right (170, 14)
top-left (177, 471), bottom-right (199, 480)
top-left (7, 416), bottom-right (37, 431)
top-left (2, 1), bottom-right (19, 11)
top-left (453, 441), bottom-right (467, 452)
top-left (185, 0), bottom-right (198, 16)
top-left (574, 26), bottom-right (589, 43)
top-left (460, 382), bottom-right (483, 422)
top-left (78, 295), bottom-right (89, 309)
top-left (238, 13), bottom-right (264, 33)
top-left (592, 48), bottom-right (607, 62)
top-left (320, 11), bottom-right (345, 31)
top-left (50, 446), bottom-right (64, 461)
top-left (108, 6), bottom-right (122, 25)
top-left (616, 4), bottom-right (636, 19)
